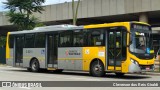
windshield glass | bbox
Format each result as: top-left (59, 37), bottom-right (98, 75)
top-left (129, 24), bottom-right (152, 54)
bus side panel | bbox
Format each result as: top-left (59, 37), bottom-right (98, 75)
top-left (6, 49), bottom-right (14, 66)
top-left (58, 47), bottom-right (83, 70)
top-left (82, 47), bottom-right (105, 71)
top-left (23, 48), bottom-right (46, 68)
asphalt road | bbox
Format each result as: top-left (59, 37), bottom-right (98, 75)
top-left (0, 65), bottom-right (160, 90)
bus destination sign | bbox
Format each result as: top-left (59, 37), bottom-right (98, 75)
top-left (131, 24), bottom-right (150, 31)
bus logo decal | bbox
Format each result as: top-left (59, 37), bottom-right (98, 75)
top-left (65, 50), bottom-right (81, 56)
top-left (85, 49), bottom-right (89, 54)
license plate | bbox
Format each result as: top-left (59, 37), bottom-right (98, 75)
top-left (146, 67), bottom-right (150, 70)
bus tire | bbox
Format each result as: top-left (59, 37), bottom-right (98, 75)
top-left (30, 59), bottom-right (40, 72)
top-left (90, 60), bottom-right (105, 77)
top-left (115, 73), bottom-right (125, 76)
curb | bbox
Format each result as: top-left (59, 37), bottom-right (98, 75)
top-left (0, 64), bottom-right (7, 66)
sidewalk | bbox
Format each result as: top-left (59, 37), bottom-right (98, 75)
top-left (141, 72), bottom-right (160, 76)
top-left (0, 64), bottom-right (7, 66)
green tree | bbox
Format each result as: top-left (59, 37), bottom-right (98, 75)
top-left (72, 0), bottom-right (80, 25)
top-left (4, 0), bottom-right (45, 30)
top-left (0, 36), bottom-right (6, 47)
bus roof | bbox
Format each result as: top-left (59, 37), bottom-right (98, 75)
top-left (84, 21), bottom-right (150, 29)
top-left (9, 21), bottom-right (150, 35)
top-left (10, 24), bottom-right (83, 35)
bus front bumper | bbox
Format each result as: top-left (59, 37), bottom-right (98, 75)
top-left (128, 62), bottom-right (154, 73)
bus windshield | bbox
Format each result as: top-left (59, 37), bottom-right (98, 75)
top-left (130, 32), bottom-right (151, 54)
top-left (129, 24), bottom-right (152, 54)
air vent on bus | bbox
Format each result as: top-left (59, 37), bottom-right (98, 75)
top-left (33, 24), bottom-right (77, 30)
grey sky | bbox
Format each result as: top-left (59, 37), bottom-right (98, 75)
top-left (0, 0), bottom-right (73, 11)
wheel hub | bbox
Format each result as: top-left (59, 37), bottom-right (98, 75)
top-left (94, 65), bottom-right (101, 72)
top-left (95, 67), bottom-right (99, 71)
top-left (32, 62), bottom-right (37, 70)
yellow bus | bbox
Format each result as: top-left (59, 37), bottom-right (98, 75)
top-left (6, 22), bottom-right (154, 77)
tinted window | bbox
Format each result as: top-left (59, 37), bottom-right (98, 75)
top-left (59, 31), bottom-right (72, 47)
top-left (24, 34), bottom-right (35, 48)
top-left (83, 30), bottom-right (89, 46)
top-left (9, 35), bottom-right (14, 48)
top-left (73, 30), bottom-right (83, 47)
top-left (15, 35), bottom-right (24, 63)
top-left (84, 29), bottom-right (105, 46)
top-left (35, 33), bottom-right (45, 48)
top-left (122, 30), bottom-right (127, 58)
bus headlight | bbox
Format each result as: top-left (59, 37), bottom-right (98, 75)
top-left (130, 59), bottom-right (139, 65)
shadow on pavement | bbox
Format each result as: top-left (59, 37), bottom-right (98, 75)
top-left (7, 69), bottom-right (151, 80)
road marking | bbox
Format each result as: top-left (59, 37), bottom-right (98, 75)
top-left (6, 66), bottom-right (12, 67)
top-left (19, 87), bottom-right (31, 89)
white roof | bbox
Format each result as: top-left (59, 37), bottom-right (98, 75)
top-left (10, 24), bottom-right (83, 35)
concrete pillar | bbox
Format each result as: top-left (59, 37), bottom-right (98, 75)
top-left (139, 13), bottom-right (148, 23)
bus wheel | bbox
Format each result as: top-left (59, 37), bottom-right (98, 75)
top-left (115, 73), bottom-right (125, 76)
top-left (30, 59), bottom-right (40, 72)
top-left (90, 60), bottom-right (105, 77)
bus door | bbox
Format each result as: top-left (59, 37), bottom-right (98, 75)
top-left (107, 30), bottom-right (124, 71)
top-left (47, 33), bottom-right (58, 68)
top-left (15, 35), bottom-right (24, 66)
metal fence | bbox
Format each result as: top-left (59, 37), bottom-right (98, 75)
top-left (0, 47), bottom-right (6, 64)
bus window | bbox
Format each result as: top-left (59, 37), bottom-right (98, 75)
top-left (88, 29), bottom-right (105, 46)
top-left (59, 31), bottom-right (72, 47)
top-left (9, 35), bottom-right (14, 48)
top-left (15, 35), bottom-right (24, 63)
top-left (24, 34), bottom-right (35, 48)
top-left (122, 31), bottom-right (127, 59)
top-left (35, 33), bottom-right (45, 48)
top-left (83, 30), bottom-right (89, 46)
top-left (73, 30), bottom-right (83, 47)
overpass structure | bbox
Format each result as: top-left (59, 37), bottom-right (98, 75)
top-left (1, 0), bottom-right (160, 35)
